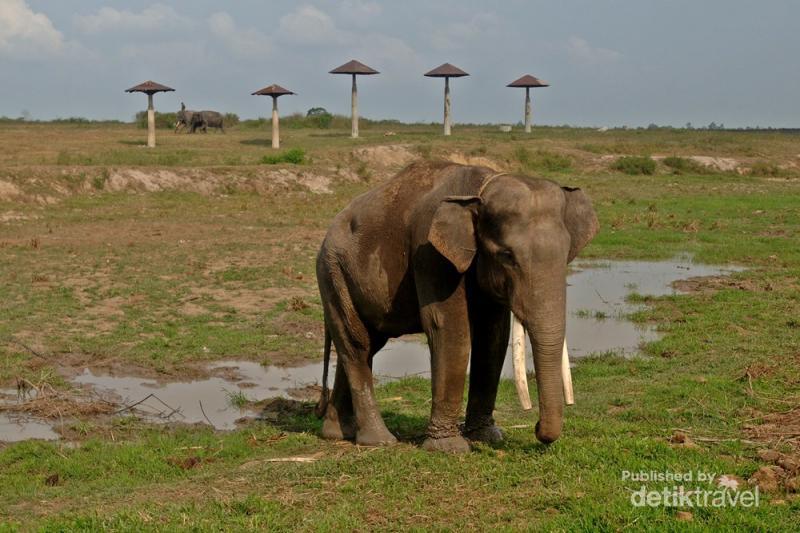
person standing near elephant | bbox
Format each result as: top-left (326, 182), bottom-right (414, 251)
top-left (316, 161), bottom-right (598, 452)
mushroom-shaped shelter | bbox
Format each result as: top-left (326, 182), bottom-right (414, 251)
top-left (329, 60), bottom-right (379, 138)
top-left (507, 75), bottom-right (549, 133)
top-left (424, 63), bottom-right (469, 136)
top-left (125, 81), bottom-right (174, 148)
top-left (252, 84), bottom-right (296, 149)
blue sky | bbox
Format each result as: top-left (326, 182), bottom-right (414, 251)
top-left (1, 0), bottom-right (798, 127)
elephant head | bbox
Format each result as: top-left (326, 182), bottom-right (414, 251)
top-left (428, 174), bottom-right (598, 443)
top-left (175, 102), bottom-right (193, 133)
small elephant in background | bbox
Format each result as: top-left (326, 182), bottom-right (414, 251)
top-left (175, 102), bottom-right (225, 134)
top-left (315, 161), bottom-right (599, 452)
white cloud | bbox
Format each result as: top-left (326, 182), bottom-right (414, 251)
top-left (566, 36), bottom-right (621, 66)
top-left (430, 12), bottom-right (499, 51)
top-left (208, 12), bottom-right (271, 57)
top-left (74, 4), bottom-right (187, 33)
top-left (337, 0), bottom-right (382, 28)
top-left (277, 5), bottom-right (353, 46)
top-left (0, 0), bottom-right (64, 59)
top-left (351, 34), bottom-right (421, 75)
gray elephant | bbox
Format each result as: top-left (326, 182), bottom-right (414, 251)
top-left (175, 103), bottom-right (225, 134)
top-left (189, 110), bottom-right (225, 134)
top-left (174, 102), bottom-right (194, 133)
top-left (315, 161), bottom-right (599, 452)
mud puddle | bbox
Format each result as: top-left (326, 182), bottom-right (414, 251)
top-left (375, 256), bottom-right (744, 379)
top-left (1, 256), bottom-right (742, 441)
top-left (71, 361), bottom-right (325, 431)
top-left (0, 413), bottom-right (60, 442)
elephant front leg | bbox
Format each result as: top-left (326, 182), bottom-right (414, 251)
top-left (464, 293), bottom-right (510, 444)
top-left (420, 296), bottom-right (472, 453)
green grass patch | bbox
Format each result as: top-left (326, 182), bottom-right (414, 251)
top-left (662, 156), bottom-right (712, 175)
top-left (611, 156), bottom-right (657, 175)
top-left (261, 148), bottom-right (306, 165)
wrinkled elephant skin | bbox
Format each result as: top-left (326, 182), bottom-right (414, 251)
top-left (315, 161), bottom-right (598, 452)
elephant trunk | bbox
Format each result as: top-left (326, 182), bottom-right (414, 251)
top-left (522, 276), bottom-right (566, 444)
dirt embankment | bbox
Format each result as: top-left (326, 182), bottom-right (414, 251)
top-left (0, 144), bottom-right (435, 206)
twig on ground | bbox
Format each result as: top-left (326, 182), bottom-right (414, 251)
top-left (198, 400), bottom-right (214, 427)
top-left (8, 339), bottom-right (49, 360)
top-left (113, 393), bottom-right (180, 419)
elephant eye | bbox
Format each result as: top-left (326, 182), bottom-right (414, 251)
top-left (498, 249), bottom-right (515, 264)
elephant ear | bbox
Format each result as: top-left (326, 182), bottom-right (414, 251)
top-left (562, 186), bottom-right (599, 263)
top-left (428, 196), bottom-right (481, 273)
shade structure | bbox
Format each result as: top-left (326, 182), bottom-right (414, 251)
top-left (423, 63), bottom-right (469, 78)
top-left (329, 60), bottom-right (379, 75)
top-left (252, 84), bottom-right (296, 149)
top-left (125, 81), bottom-right (175, 147)
top-left (125, 80), bottom-right (175, 95)
top-left (251, 84), bottom-right (296, 97)
top-left (506, 75), bottom-right (549, 88)
top-left (330, 60), bottom-right (379, 138)
top-left (507, 75), bottom-right (549, 133)
top-left (424, 63), bottom-right (469, 136)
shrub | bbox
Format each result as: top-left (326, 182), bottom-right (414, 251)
top-left (749, 160), bottom-right (782, 177)
top-left (223, 113), bottom-right (240, 127)
top-left (261, 148), bottom-right (306, 165)
top-left (611, 156), bottom-right (656, 175)
top-left (514, 147), bottom-right (572, 172)
top-left (307, 112), bottom-right (333, 129)
top-left (135, 111), bottom-right (178, 129)
top-left (662, 156), bottom-right (710, 175)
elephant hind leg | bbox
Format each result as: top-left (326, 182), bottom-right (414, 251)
top-left (322, 331), bottom-right (388, 442)
top-left (321, 362), bottom-right (356, 440)
top-left (318, 259), bottom-right (395, 446)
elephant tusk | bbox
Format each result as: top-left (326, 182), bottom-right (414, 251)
top-left (562, 338), bottom-right (575, 406)
top-left (511, 314), bottom-right (532, 411)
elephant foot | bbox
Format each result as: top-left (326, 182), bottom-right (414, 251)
top-left (320, 407), bottom-right (356, 441)
top-left (421, 435), bottom-right (471, 454)
top-left (463, 424), bottom-right (504, 444)
top-left (355, 425), bottom-right (397, 447)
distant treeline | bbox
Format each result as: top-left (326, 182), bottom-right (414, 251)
top-left (1, 113), bottom-right (798, 133)
top-left (0, 116), bottom-right (124, 125)
top-left (134, 111), bottom-right (241, 129)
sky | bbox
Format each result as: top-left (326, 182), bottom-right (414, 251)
top-left (1, 0), bottom-right (798, 127)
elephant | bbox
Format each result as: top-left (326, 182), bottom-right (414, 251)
top-left (175, 103), bottom-right (225, 134)
top-left (190, 110), bottom-right (225, 134)
top-left (315, 161), bottom-right (599, 452)
top-left (174, 102), bottom-right (194, 133)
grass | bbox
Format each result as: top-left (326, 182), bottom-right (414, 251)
top-left (611, 155), bottom-right (657, 175)
top-left (662, 156), bottom-right (712, 175)
top-left (261, 147), bottom-right (306, 165)
top-left (225, 389), bottom-right (249, 409)
top-left (0, 123), bottom-right (799, 529)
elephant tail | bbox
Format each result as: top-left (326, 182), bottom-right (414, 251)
top-left (314, 326), bottom-right (332, 418)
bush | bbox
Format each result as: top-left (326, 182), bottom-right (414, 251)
top-left (514, 147), bottom-right (572, 172)
top-left (223, 113), bottom-right (239, 127)
top-left (611, 156), bottom-right (656, 175)
top-left (135, 111), bottom-right (178, 129)
top-left (749, 160), bottom-right (782, 177)
top-left (261, 148), bottom-right (306, 165)
top-left (307, 112), bottom-right (333, 129)
top-left (662, 156), bottom-right (710, 175)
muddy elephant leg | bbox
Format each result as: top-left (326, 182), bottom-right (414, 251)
top-left (322, 334), bottom-right (387, 441)
top-left (464, 290), bottom-right (510, 444)
top-left (419, 281), bottom-right (472, 453)
top-left (323, 312), bottom-right (394, 446)
top-left (321, 362), bottom-right (356, 440)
